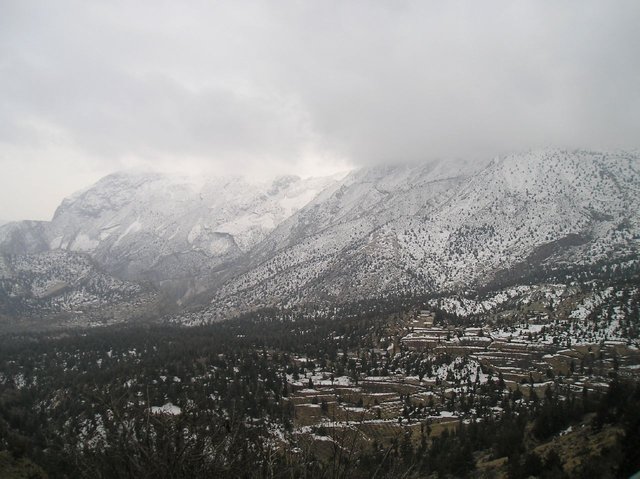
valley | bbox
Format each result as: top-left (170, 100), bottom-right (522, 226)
top-left (0, 274), bottom-right (638, 478)
top-left (3, 1), bottom-right (639, 476)
top-left (0, 149), bottom-right (638, 477)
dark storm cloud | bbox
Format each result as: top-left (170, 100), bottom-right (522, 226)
top-left (1, 0), bottom-right (639, 219)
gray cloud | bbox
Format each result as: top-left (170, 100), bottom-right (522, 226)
top-left (1, 0), bottom-right (639, 220)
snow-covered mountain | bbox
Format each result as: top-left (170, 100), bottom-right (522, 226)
top-left (0, 250), bottom-right (159, 329)
top-left (1, 149), bottom-right (639, 325)
top-left (0, 172), bottom-right (342, 301)
top-left (195, 149), bottom-right (640, 320)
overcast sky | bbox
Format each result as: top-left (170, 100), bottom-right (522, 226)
top-left (1, 1), bottom-right (639, 221)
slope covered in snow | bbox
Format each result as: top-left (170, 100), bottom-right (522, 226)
top-left (0, 171), bottom-right (342, 301)
top-left (0, 250), bottom-right (159, 328)
top-left (199, 149), bottom-right (640, 319)
top-left (1, 149), bottom-right (639, 325)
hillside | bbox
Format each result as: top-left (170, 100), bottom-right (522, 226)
top-left (0, 172), bottom-right (342, 303)
top-left (0, 250), bottom-right (159, 330)
top-left (0, 149), bottom-right (638, 325)
top-left (198, 149), bottom-right (640, 320)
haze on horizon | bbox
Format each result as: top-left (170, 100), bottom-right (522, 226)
top-left (1, 0), bottom-right (639, 221)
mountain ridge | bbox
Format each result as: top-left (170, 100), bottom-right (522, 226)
top-left (198, 149), bottom-right (639, 319)
top-left (1, 171), bottom-right (343, 303)
top-left (1, 149), bottom-right (639, 325)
